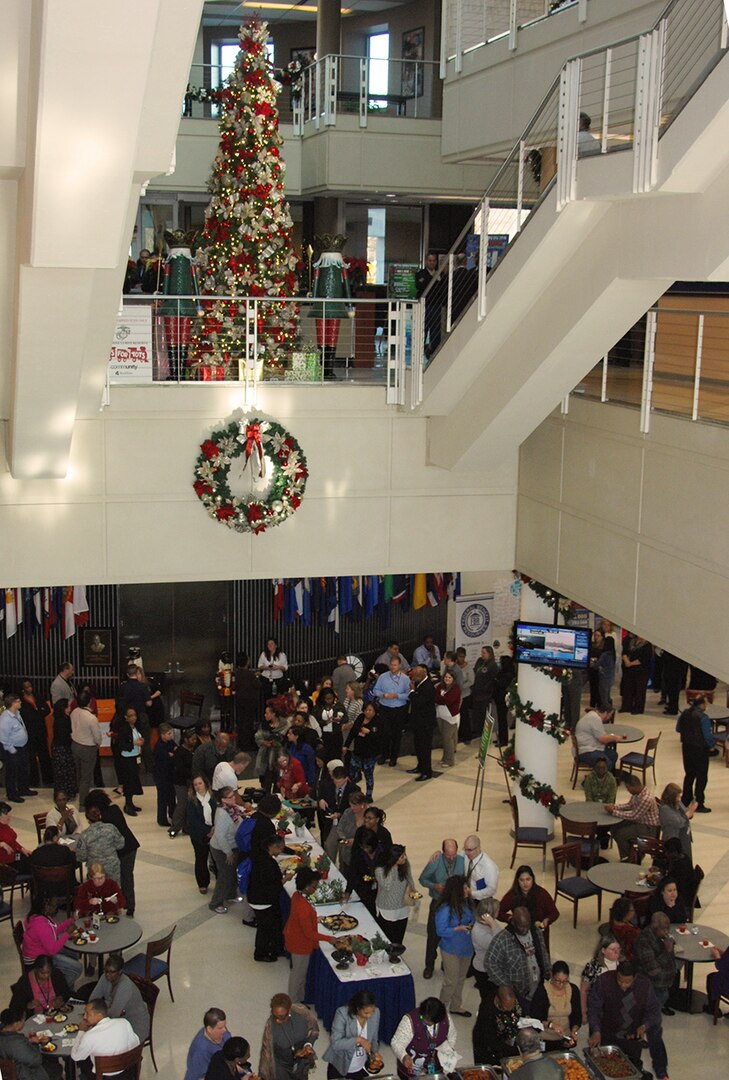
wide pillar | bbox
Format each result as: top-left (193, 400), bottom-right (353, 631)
top-left (316, 0), bottom-right (341, 59)
top-left (514, 585), bottom-right (561, 833)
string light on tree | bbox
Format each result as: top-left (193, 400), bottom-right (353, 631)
top-left (188, 17), bottom-right (298, 380)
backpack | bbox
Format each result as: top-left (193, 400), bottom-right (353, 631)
top-left (235, 816), bottom-right (256, 855)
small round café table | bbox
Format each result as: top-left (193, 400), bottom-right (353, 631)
top-left (670, 923), bottom-right (729, 1013)
top-left (64, 915), bottom-right (143, 977)
top-left (561, 801), bottom-right (618, 827)
top-left (586, 861), bottom-right (657, 896)
top-left (604, 724), bottom-right (644, 744)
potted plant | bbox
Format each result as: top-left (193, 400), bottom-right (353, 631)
top-left (314, 852), bottom-right (331, 879)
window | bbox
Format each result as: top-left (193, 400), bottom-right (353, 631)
top-left (367, 32), bottom-right (389, 106)
top-left (211, 40), bottom-right (274, 86)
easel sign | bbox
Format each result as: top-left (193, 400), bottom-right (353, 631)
top-left (472, 708), bottom-right (498, 829)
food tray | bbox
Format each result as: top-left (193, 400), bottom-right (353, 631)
top-left (458, 1063), bottom-right (502, 1080)
top-left (585, 1045), bottom-right (642, 1080)
top-left (546, 1052), bottom-right (591, 1079)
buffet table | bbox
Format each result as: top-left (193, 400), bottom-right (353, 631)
top-left (304, 900), bottom-right (416, 1042)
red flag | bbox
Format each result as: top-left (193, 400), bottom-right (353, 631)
top-left (63, 586), bottom-right (75, 639)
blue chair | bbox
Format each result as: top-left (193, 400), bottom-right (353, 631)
top-left (509, 795), bottom-right (549, 871)
top-left (552, 841), bottom-right (602, 928)
top-left (123, 924), bottom-right (176, 1002)
top-left (619, 733), bottom-right (661, 786)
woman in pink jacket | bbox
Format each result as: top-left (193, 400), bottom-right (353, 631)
top-left (23, 894), bottom-right (82, 985)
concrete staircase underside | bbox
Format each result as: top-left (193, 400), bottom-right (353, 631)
top-left (424, 52), bottom-right (729, 471)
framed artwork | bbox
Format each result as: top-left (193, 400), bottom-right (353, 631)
top-left (291, 46), bottom-right (316, 70)
top-left (83, 628), bottom-right (113, 666)
top-left (401, 27), bottom-right (425, 99)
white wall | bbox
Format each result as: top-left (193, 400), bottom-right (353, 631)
top-left (516, 397), bottom-right (729, 681)
top-left (0, 388), bottom-right (518, 586)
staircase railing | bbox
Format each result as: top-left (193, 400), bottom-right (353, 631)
top-left (417, 0), bottom-right (727, 404)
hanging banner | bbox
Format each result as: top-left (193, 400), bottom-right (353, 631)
top-left (455, 592), bottom-right (494, 665)
top-left (108, 305), bottom-right (153, 382)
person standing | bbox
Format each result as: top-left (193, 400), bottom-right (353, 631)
top-left (284, 867), bottom-right (336, 1004)
top-left (391, 998), bottom-right (457, 1080)
top-left (419, 839), bottom-right (466, 980)
top-left (70, 689), bottom-right (101, 807)
top-left (588, 961), bottom-right (668, 1080)
top-left (415, 252), bottom-right (444, 359)
top-left (455, 649), bottom-right (474, 744)
top-left (117, 708), bottom-right (144, 816)
top-left (374, 845), bottom-right (417, 945)
top-left (235, 652), bottom-right (260, 751)
top-left (185, 1008), bottom-right (231, 1080)
top-left (50, 699), bottom-right (77, 798)
top-left (619, 635), bottom-right (652, 715)
top-left (435, 671), bottom-right (461, 769)
top-left (485, 907), bottom-right (550, 1011)
top-left (323, 992), bottom-right (380, 1080)
top-left (169, 728), bottom-right (198, 838)
top-left (344, 701), bottom-right (380, 798)
top-left (153, 722), bottom-right (177, 827)
top-left (407, 666), bottom-right (436, 781)
top-left (332, 656), bottom-right (357, 703)
top-left (435, 875), bottom-right (475, 1017)
top-left (257, 638), bottom-right (289, 704)
top-left (186, 774), bottom-right (215, 895)
top-left (471, 646), bottom-right (498, 738)
top-left (208, 787), bottom-right (241, 915)
top-left (50, 662), bottom-right (75, 705)
top-left (372, 657), bottom-right (411, 768)
top-left (258, 994), bottom-right (318, 1080)
top-left (20, 679), bottom-right (52, 788)
top-left (676, 694), bottom-right (715, 813)
top-left (0, 693), bottom-right (35, 802)
top-left (84, 789), bottom-right (140, 919)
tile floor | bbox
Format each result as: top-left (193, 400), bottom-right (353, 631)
top-left (2, 687), bottom-right (728, 1078)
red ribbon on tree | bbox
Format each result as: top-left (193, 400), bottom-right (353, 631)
top-left (242, 422), bottom-right (266, 478)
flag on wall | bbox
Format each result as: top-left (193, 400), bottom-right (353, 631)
top-left (43, 588), bottom-right (56, 639)
top-left (272, 579), bottom-right (285, 621)
top-left (73, 586), bottom-right (89, 626)
top-left (412, 574), bottom-right (427, 610)
top-left (363, 575), bottom-right (379, 618)
top-left (63, 586), bottom-right (75, 639)
top-left (4, 589), bottom-right (17, 638)
top-left (339, 577), bottom-right (353, 618)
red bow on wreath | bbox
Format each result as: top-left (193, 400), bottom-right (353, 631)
top-left (241, 422), bottom-right (266, 479)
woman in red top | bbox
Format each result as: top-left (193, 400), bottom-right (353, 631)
top-left (497, 865), bottom-right (560, 940)
top-left (74, 862), bottom-right (126, 916)
top-left (435, 671), bottom-right (461, 768)
top-left (276, 751), bottom-right (309, 799)
top-left (0, 801), bottom-right (32, 869)
top-left (609, 896), bottom-right (641, 961)
top-left (284, 867), bottom-right (337, 1004)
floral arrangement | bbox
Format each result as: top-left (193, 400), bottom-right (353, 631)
top-left (193, 414), bottom-right (307, 534)
top-left (314, 852), bottom-right (331, 876)
top-left (503, 743), bottom-right (565, 817)
top-left (311, 878), bottom-right (345, 905)
top-left (506, 685), bottom-right (569, 745)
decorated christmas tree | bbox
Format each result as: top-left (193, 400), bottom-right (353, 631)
top-left (189, 18), bottom-right (298, 379)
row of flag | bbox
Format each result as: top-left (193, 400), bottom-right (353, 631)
top-left (272, 574), bottom-right (460, 630)
top-left (0, 587), bottom-right (89, 641)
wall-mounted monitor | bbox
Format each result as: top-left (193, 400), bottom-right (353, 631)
top-left (514, 621), bottom-right (590, 669)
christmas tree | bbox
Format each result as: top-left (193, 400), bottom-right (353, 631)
top-left (189, 18), bottom-right (298, 379)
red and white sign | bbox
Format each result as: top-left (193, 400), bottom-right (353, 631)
top-left (108, 306), bottom-right (153, 382)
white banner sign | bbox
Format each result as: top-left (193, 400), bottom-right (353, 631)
top-left (454, 592), bottom-right (494, 665)
top-left (108, 305), bottom-right (153, 382)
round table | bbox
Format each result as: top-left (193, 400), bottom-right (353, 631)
top-left (604, 724), bottom-right (644, 743)
top-left (22, 1002), bottom-right (85, 1062)
top-left (65, 916), bottom-right (143, 976)
top-left (670, 923), bottom-right (729, 1013)
top-left (586, 862), bottom-right (657, 895)
top-left (561, 801), bottom-right (617, 827)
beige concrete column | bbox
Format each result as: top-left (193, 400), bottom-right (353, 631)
top-left (316, 0), bottom-right (341, 59)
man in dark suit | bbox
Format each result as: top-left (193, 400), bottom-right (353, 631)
top-left (408, 665), bottom-right (436, 780)
top-left (317, 766), bottom-right (358, 843)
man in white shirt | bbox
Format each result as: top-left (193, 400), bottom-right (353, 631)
top-left (575, 707), bottom-right (625, 771)
top-left (71, 998), bottom-right (139, 1075)
top-left (462, 835), bottom-right (499, 901)
top-left (212, 752), bottom-right (251, 792)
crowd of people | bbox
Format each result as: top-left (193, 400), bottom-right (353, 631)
top-left (1, 631), bottom-right (728, 1080)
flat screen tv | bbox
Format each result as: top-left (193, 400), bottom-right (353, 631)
top-left (514, 621), bottom-right (591, 669)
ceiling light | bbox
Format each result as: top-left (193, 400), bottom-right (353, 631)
top-left (242, 3), bottom-right (353, 13)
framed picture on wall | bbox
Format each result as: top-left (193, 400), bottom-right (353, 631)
top-left (83, 628), bottom-right (113, 666)
top-left (291, 46), bottom-right (316, 70)
top-left (401, 27), bottom-right (424, 99)
top-left (290, 46), bottom-right (316, 110)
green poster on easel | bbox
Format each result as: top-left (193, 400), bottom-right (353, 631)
top-left (478, 711), bottom-right (495, 767)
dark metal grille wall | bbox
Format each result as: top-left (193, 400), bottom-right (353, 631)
top-left (0, 586), bottom-right (119, 698)
top-left (229, 580), bottom-right (449, 688)
top-left (1, 580), bottom-right (449, 698)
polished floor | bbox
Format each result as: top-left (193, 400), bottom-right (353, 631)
top-left (3, 685), bottom-right (728, 1078)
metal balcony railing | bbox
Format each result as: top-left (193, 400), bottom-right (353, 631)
top-left (442, 0), bottom-right (584, 73)
top-left (572, 304), bottom-right (729, 431)
top-left (107, 295), bottom-right (420, 407)
top-left (418, 0), bottom-right (728, 397)
top-left (183, 56), bottom-right (442, 132)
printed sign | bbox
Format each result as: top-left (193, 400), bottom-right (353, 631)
top-left (388, 264), bottom-right (419, 299)
top-left (454, 592), bottom-right (494, 665)
top-left (109, 305), bottom-right (153, 382)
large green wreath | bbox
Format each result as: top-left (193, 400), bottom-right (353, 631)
top-left (193, 415), bottom-right (307, 534)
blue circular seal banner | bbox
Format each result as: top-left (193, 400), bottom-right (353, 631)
top-left (460, 602), bottom-right (490, 638)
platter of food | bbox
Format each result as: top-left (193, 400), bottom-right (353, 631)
top-left (550, 1053), bottom-right (590, 1080)
top-left (51, 1013), bottom-right (67, 1024)
top-left (457, 1064), bottom-right (501, 1080)
top-left (585, 1046), bottom-right (642, 1080)
top-left (64, 1023), bottom-right (80, 1033)
top-left (285, 843), bottom-right (311, 856)
top-left (319, 912), bottom-right (359, 932)
top-left (278, 857), bottom-right (301, 874)
top-left (41, 1042), bottom-right (58, 1053)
